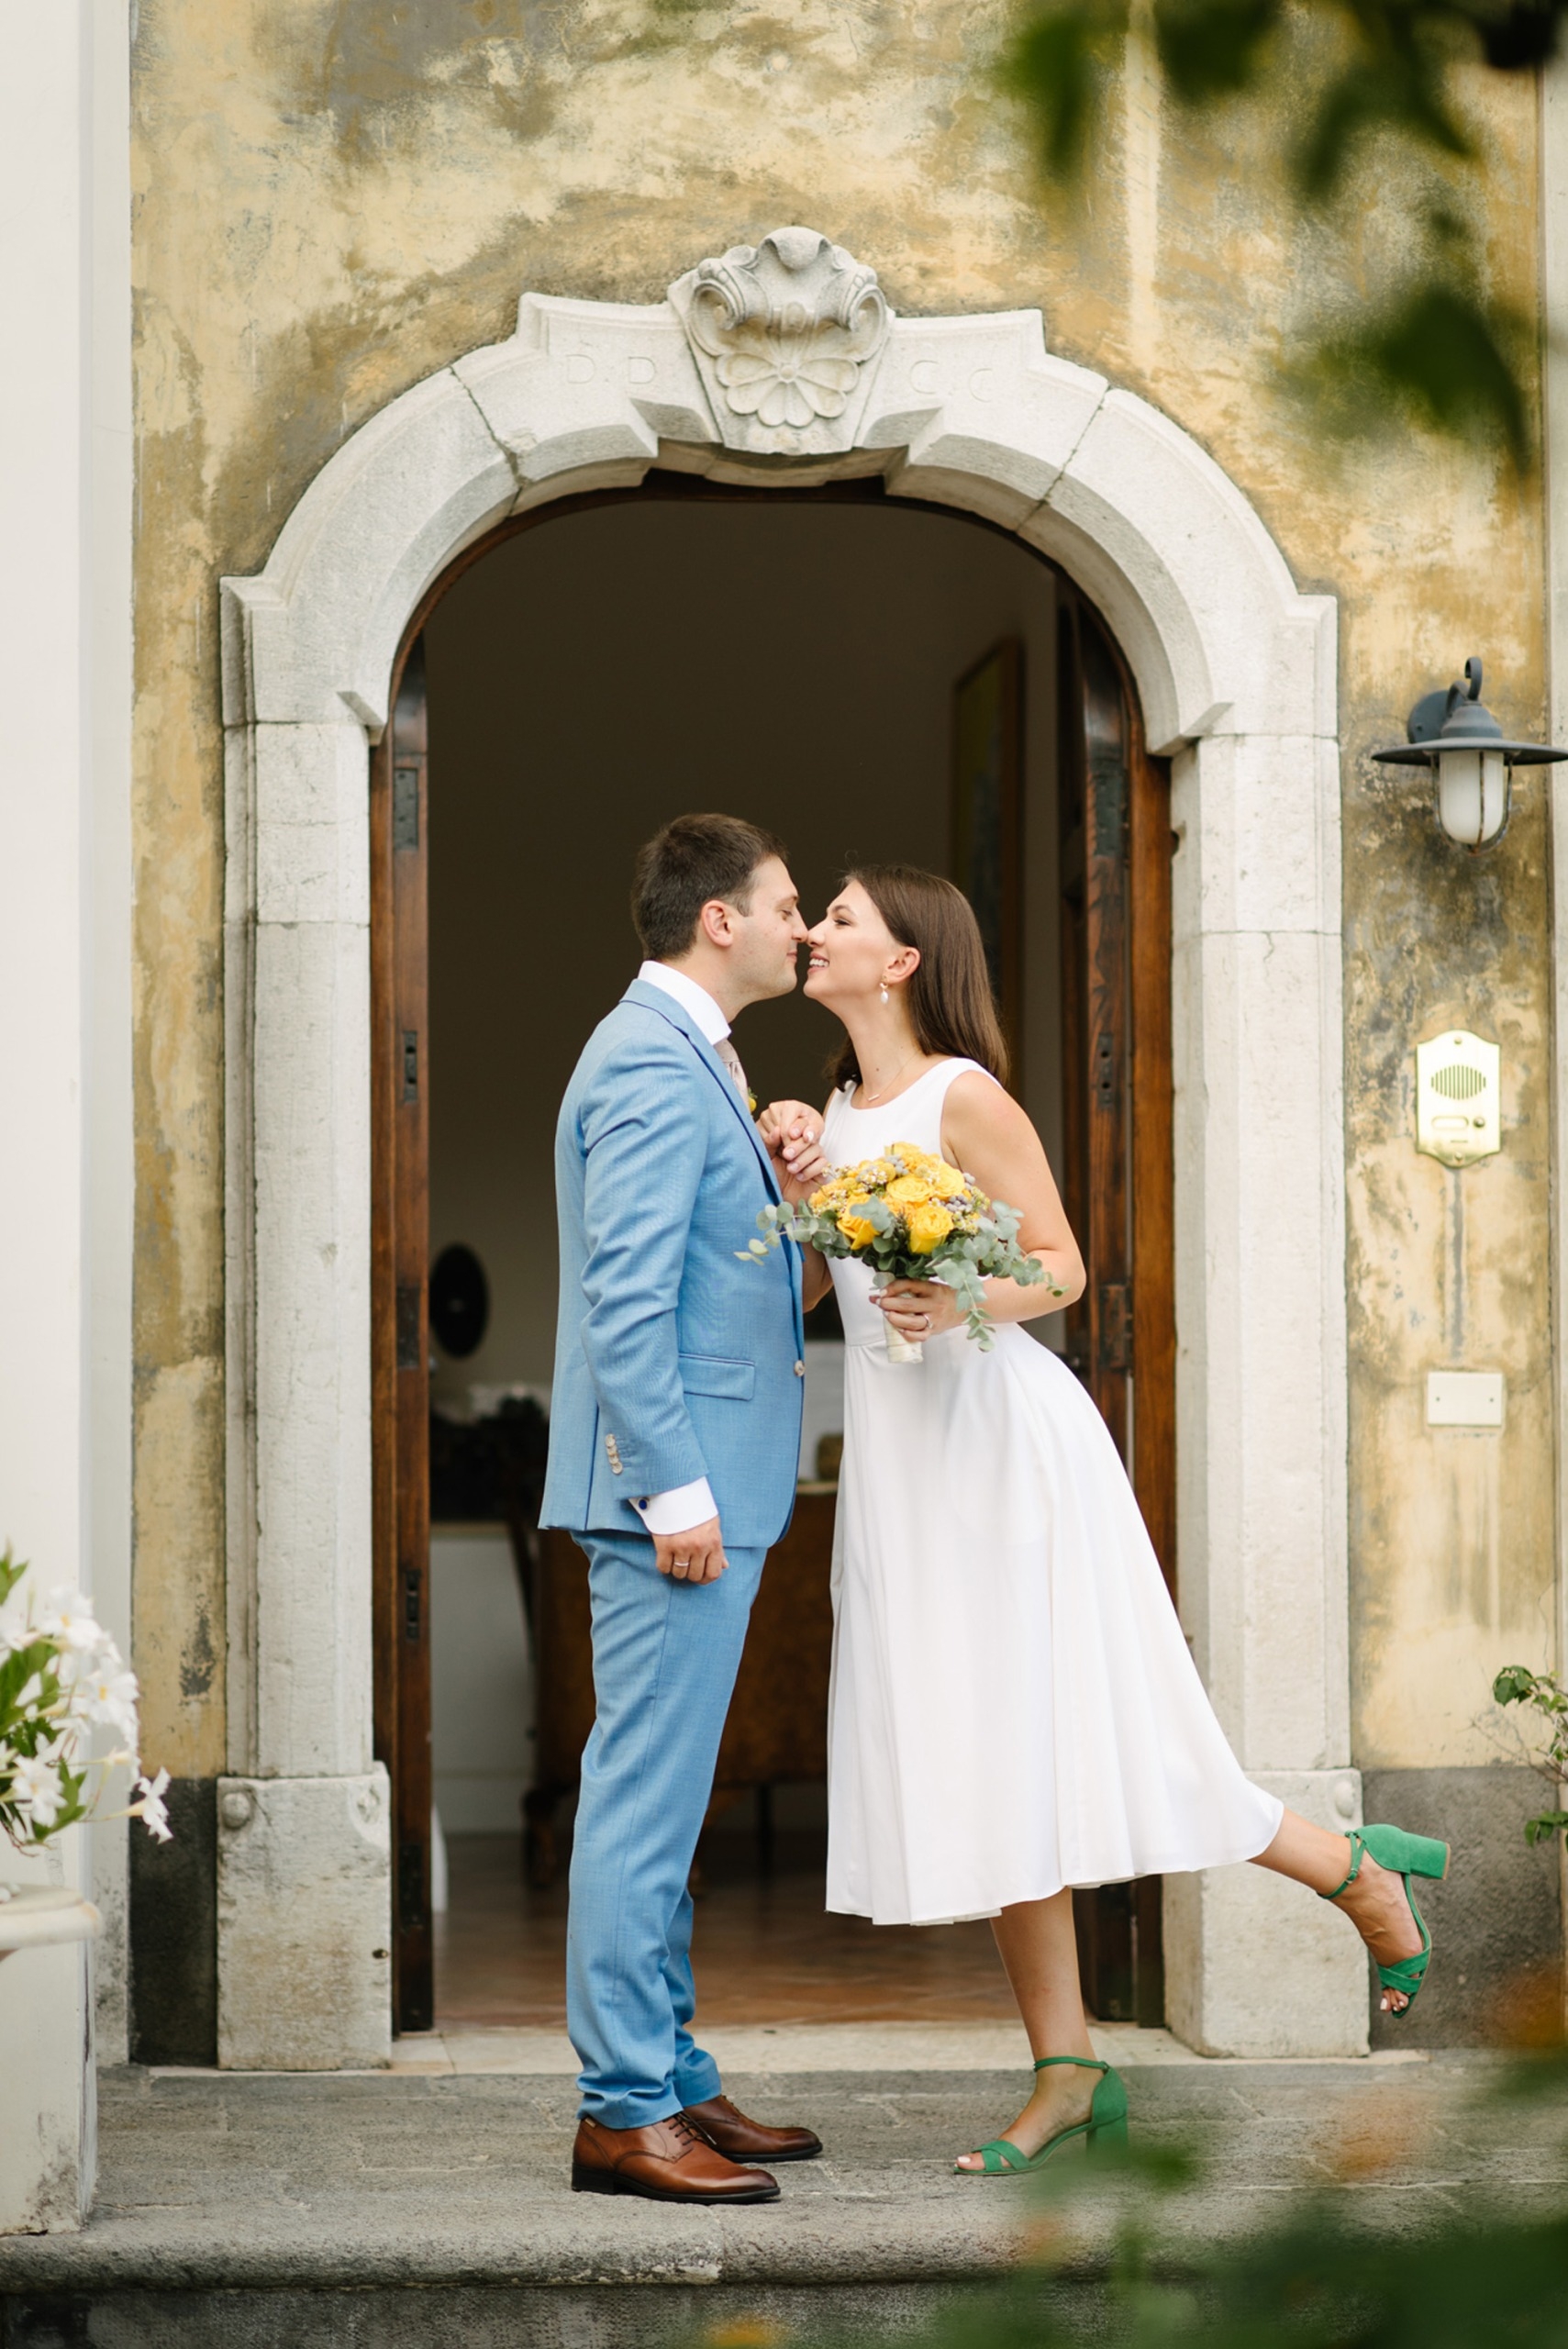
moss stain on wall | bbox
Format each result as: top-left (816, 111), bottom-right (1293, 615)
top-left (129, 0), bottom-right (1553, 1768)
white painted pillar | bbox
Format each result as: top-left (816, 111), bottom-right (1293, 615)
top-left (0, 0), bottom-right (134, 2226)
top-left (1163, 729), bottom-right (1366, 2056)
top-left (217, 697), bottom-right (391, 2069)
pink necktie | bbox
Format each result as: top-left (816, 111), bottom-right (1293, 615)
top-left (717, 1036), bottom-right (749, 1099)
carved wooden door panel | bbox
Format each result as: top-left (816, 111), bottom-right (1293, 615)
top-left (1058, 590), bottom-right (1175, 2030)
top-left (371, 635), bottom-right (433, 2033)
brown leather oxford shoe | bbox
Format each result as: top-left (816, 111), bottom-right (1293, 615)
top-left (682, 2092), bottom-right (823, 2164)
top-left (571, 2111), bottom-right (780, 2203)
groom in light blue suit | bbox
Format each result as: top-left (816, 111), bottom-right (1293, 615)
top-left (541, 814), bottom-right (825, 2205)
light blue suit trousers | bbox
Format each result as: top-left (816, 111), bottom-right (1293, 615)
top-left (566, 1530), bottom-right (766, 2128)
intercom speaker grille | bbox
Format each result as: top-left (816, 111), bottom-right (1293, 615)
top-left (1415, 1030), bottom-right (1500, 1168)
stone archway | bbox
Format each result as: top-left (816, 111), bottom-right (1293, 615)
top-left (218, 228), bottom-right (1362, 2070)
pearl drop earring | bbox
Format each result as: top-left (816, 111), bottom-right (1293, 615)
top-left (880, 983), bottom-right (890, 1005)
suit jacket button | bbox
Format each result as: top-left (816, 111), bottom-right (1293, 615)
top-left (794, 1360), bottom-right (806, 1376)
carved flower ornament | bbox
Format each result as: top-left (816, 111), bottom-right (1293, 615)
top-left (675, 228), bottom-right (891, 450)
top-left (711, 322), bottom-right (863, 430)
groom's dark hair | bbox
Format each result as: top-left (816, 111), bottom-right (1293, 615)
top-left (632, 814), bottom-right (789, 960)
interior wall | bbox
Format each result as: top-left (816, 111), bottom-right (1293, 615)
top-left (424, 491), bottom-right (1061, 1398)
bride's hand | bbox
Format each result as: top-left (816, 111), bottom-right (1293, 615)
top-left (758, 1099), bottom-right (830, 1198)
top-left (875, 1278), bottom-right (962, 1340)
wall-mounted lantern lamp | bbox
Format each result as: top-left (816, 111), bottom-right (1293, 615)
top-left (1372, 656), bottom-right (1567, 851)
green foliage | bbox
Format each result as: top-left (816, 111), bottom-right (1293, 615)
top-left (0, 1544), bottom-right (27, 1609)
top-left (1494, 1662), bottom-right (1568, 1845)
top-left (1000, 0), bottom-right (1555, 467)
top-left (694, 2051), bottom-right (1568, 2347)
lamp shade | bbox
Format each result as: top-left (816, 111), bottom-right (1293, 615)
top-left (1372, 656), bottom-right (1568, 850)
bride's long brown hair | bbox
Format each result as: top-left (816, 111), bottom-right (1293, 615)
top-left (828, 864), bottom-right (1009, 1091)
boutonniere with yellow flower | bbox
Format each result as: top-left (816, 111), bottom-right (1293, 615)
top-left (748, 1089), bottom-right (759, 1117)
top-left (739, 1142), bottom-right (1056, 1361)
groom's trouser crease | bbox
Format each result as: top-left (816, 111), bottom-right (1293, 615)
top-left (567, 1531), bottom-right (766, 2128)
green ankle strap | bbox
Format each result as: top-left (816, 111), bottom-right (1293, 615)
top-left (1321, 1831), bottom-right (1366, 1903)
top-left (1033, 2055), bottom-right (1109, 2074)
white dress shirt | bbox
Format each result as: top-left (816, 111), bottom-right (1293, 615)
top-left (628, 962), bottom-right (736, 1539)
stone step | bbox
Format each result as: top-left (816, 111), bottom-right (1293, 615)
top-left (2, 2051), bottom-right (1555, 2349)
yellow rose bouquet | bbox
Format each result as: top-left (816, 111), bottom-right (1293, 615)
top-left (740, 1143), bottom-right (1055, 1361)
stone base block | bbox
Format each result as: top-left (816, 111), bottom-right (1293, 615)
top-left (217, 1769), bottom-right (391, 2071)
top-left (1362, 1765), bottom-right (1565, 2047)
top-left (1163, 1770), bottom-right (1368, 2057)
top-left (0, 1844), bottom-right (95, 2234)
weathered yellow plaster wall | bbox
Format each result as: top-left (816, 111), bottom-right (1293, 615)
top-left (129, 0), bottom-right (1553, 1768)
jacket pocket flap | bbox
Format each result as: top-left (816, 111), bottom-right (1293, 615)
top-left (678, 1353), bottom-right (755, 1401)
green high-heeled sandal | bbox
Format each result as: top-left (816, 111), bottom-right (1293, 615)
top-left (1321, 1823), bottom-right (1450, 2017)
top-left (955, 2055), bottom-right (1129, 2176)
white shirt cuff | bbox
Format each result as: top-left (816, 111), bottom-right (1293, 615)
top-left (633, 1477), bottom-right (717, 1536)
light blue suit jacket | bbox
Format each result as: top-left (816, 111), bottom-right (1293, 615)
top-left (540, 979), bottom-right (805, 1548)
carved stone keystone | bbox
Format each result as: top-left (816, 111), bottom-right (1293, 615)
top-left (669, 227), bottom-right (892, 455)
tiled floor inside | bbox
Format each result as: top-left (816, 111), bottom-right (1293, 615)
top-left (434, 1826), bottom-right (1019, 2032)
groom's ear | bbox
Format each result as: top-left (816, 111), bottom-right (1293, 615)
top-left (696, 897), bottom-right (738, 950)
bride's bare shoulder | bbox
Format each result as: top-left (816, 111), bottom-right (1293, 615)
top-left (941, 1067), bottom-right (1039, 1151)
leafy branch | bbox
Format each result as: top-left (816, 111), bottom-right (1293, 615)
top-left (1001, 0), bottom-right (1555, 465)
top-left (1494, 1663), bottom-right (1568, 1845)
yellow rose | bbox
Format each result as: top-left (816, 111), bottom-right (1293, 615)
top-left (838, 1194), bottom-right (878, 1249)
top-left (907, 1202), bottom-right (954, 1254)
top-left (884, 1174), bottom-right (933, 1208)
top-left (926, 1161), bottom-right (970, 1200)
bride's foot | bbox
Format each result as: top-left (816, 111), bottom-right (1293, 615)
top-left (953, 2058), bottom-right (1098, 2170)
top-left (1329, 1850), bottom-right (1425, 2012)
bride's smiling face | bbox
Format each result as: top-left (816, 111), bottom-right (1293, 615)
top-left (804, 881), bottom-right (908, 1008)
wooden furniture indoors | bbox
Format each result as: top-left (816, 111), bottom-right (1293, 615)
top-left (523, 1485), bottom-right (838, 1887)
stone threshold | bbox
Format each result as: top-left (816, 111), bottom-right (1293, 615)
top-left (148, 2019), bottom-right (1431, 2079)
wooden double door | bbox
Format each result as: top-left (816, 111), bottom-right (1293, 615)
top-left (1057, 589), bottom-right (1175, 2029)
top-left (368, 506), bottom-right (1174, 2036)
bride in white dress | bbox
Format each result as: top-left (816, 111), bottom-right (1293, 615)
top-left (760, 864), bottom-right (1446, 2176)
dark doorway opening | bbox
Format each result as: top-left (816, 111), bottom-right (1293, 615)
top-left (369, 475), bottom-right (1173, 2038)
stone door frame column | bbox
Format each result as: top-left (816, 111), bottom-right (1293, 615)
top-left (219, 230), bottom-right (1361, 2065)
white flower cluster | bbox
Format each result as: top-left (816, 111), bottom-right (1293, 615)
top-left (0, 1546), bottom-right (171, 1860)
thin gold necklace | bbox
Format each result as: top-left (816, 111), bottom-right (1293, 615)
top-left (858, 1050), bottom-right (920, 1106)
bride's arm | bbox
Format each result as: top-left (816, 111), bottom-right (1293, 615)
top-left (877, 1073), bottom-right (1085, 1340)
top-left (757, 1096), bottom-right (836, 1308)
top-left (940, 1073), bottom-right (1085, 1319)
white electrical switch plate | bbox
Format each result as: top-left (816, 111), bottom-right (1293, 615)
top-left (1416, 1032), bottom-right (1500, 1168)
top-left (1426, 1371), bottom-right (1505, 1428)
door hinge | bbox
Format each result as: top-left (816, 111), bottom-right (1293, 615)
top-left (1093, 1030), bottom-right (1117, 1109)
top-left (393, 763), bottom-right (420, 851)
top-left (395, 1283), bottom-right (422, 1370)
top-left (401, 1030), bottom-right (418, 1102)
top-left (1097, 1280), bottom-right (1131, 1373)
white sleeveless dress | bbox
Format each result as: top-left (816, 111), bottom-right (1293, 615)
top-left (821, 1057), bottom-right (1283, 1926)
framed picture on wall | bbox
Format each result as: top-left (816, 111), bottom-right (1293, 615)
top-left (951, 638), bottom-right (1023, 1059)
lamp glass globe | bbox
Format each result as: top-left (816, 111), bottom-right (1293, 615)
top-left (1437, 747), bottom-right (1508, 846)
